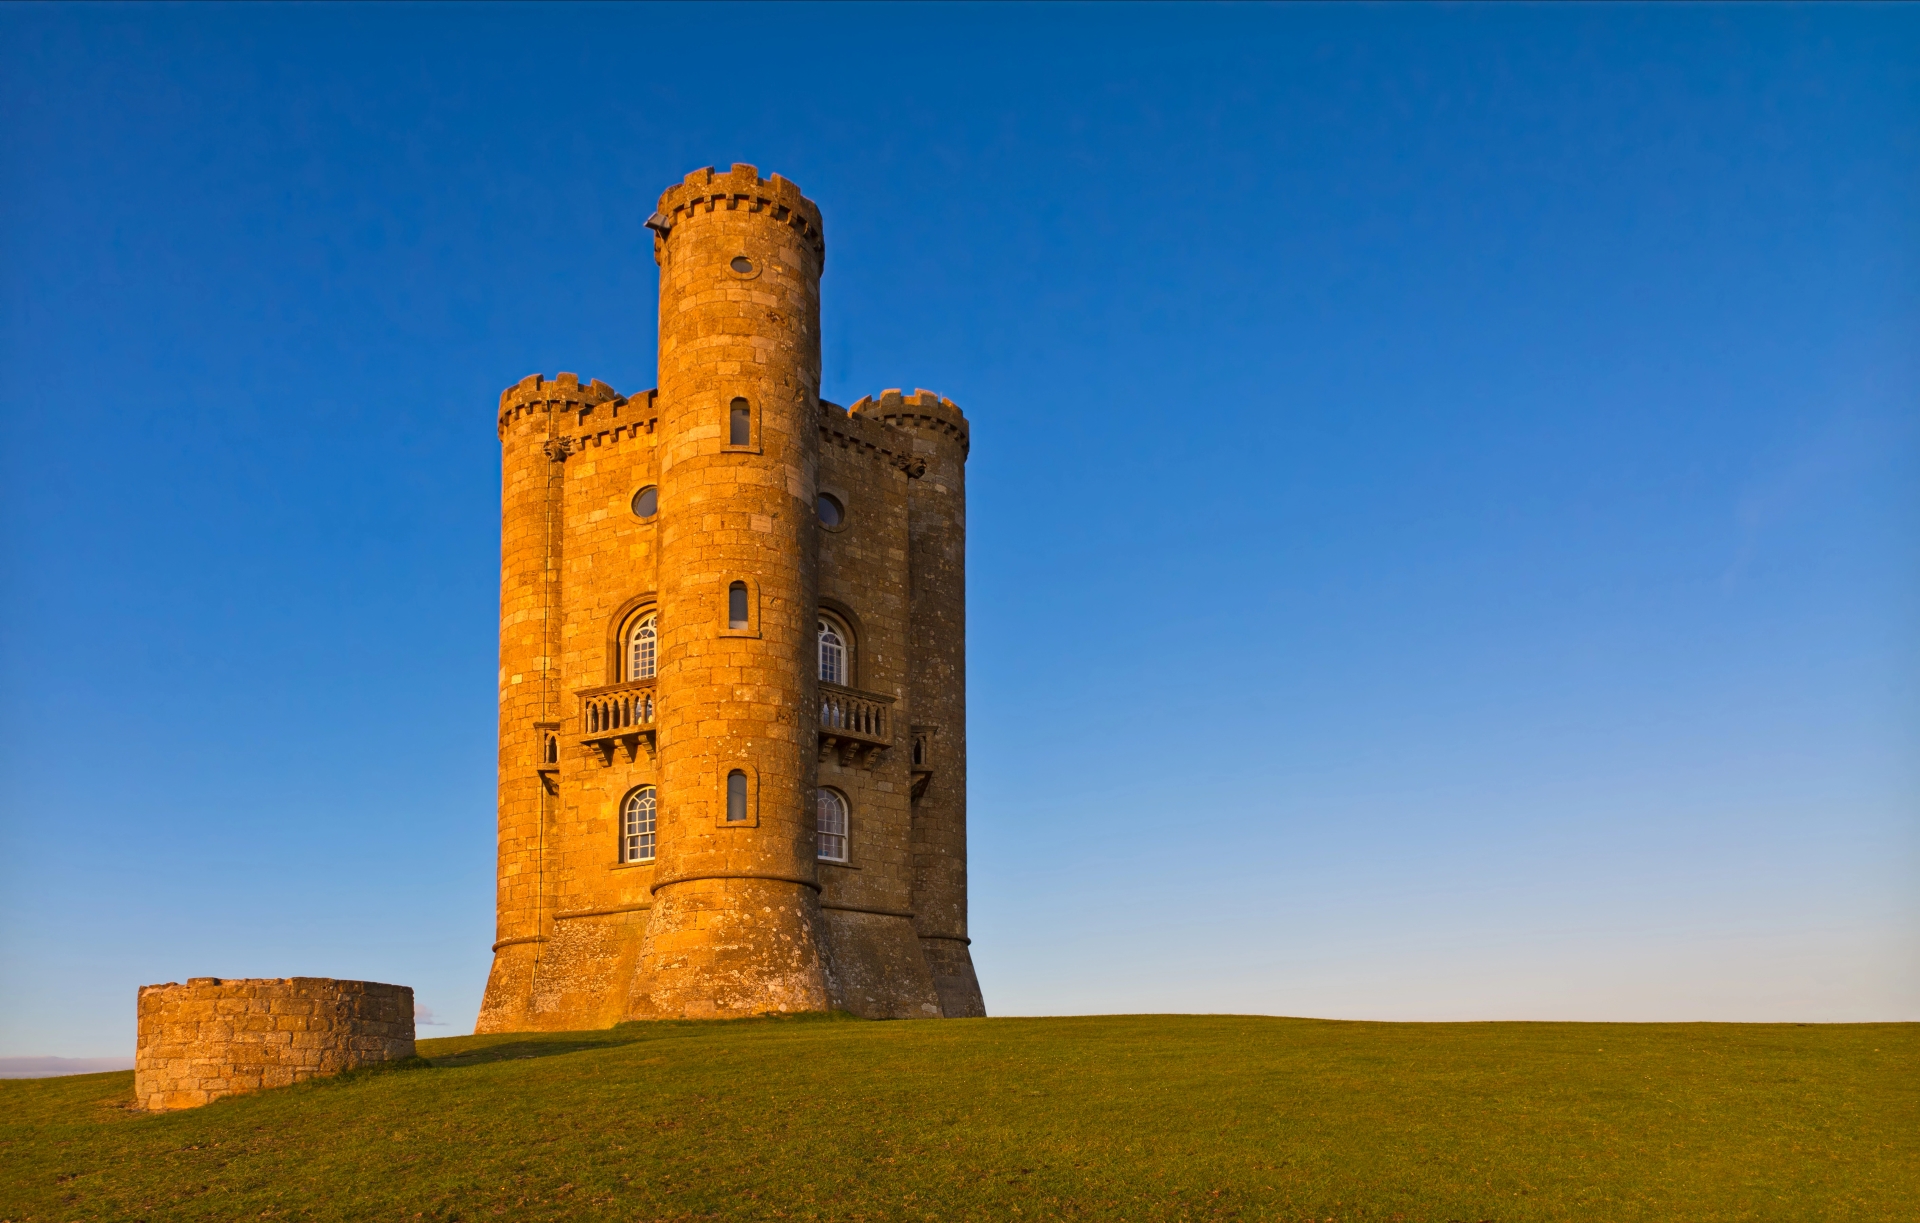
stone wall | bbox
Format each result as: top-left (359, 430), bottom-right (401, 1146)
top-left (135, 977), bottom-right (414, 1111)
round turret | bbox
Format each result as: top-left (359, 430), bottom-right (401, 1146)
top-left (628, 165), bottom-right (833, 1018)
top-left (851, 389), bottom-right (982, 1016)
top-left (478, 371), bottom-right (627, 1034)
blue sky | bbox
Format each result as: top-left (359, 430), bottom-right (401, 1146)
top-left (2, 3), bottom-right (1914, 1056)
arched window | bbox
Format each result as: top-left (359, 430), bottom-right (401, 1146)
top-left (728, 582), bottom-right (750, 630)
top-left (622, 787), bottom-right (656, 863)
top-left (818, 618), bottom-right (847, 686)
top-left (729, 397), bottom-right (752, 447)
top-left (816, 788), bottom-right (849, 862)
top-left (627, 613), bottom-right (657, 680)
top-left (726, 769), bottom-right (748, 822)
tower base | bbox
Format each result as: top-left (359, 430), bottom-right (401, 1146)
top-left (625, 877), bottom-right (832, 1019)
top-left (475, 940), bottom-right (540, 1034)
top-left (920, 936), bottom-right (986, 1018)
top-left (821, 909), bottom-right (943, 1018)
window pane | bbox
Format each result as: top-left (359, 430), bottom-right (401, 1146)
top-left (726, 770), bottom-right (748, 822)
top-left (631, 486), bottom-right (657, 518)
top-left (630, 616), bottom-right (656, 680)
top-left (729, 582), bottom-right (749, 629)
top-left (816, 788), bottom-right (848, 861)
top-left (729, 398), bottom-right (751, 446)
top-left (818, 619), bottom-right (845, 685)
top-left (624, 787), bottom-right (656, 862)
top-left (816, 493), bottom-right (842, 528)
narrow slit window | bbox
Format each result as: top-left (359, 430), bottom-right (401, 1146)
top-left (728, 581), bottom-right (749, 629)
top-left (628, 613), bottom-right (656, 680)
top-left (818, 618), bottom-right (846, 686)
top-left (726, 770), bottom-right (748, 823)
top-left (729, 398), bottom-right (752, 447)
top-left (622, 787), bottom-right (656, 863)
top-left (817, 788), bottom-right (849, 862)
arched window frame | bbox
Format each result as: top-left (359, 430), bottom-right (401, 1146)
top-left (621, 786), bottom-right (656, 864)
top-left (716, 763), bottom-right (758, 827)
top-left (603, 593), bottom-right (658, 685)
top-left (816, 608), bottom-right (856, 688)
top-left (723, 395), bottom-right (757, 452)
top-left (816, 787), bottom-right (850, 863)
top-left (719, 577), bottom-right (760, 638)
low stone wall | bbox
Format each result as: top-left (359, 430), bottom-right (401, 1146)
top-left (135, 977), bottom-right (415, 1111)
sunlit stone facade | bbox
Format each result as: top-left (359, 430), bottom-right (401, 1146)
top-left (477, 166), bottom-right (981, 1030)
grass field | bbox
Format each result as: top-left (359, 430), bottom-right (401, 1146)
top-left (1, 1014), bottom-right (1911, 1221)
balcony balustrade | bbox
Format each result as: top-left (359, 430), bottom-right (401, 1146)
top-left (570, 678), bottom-right (897, 770)
top-left (577, 678), bottom-right (655, 765)
top-left (820, 682), bottom-right (893, 768)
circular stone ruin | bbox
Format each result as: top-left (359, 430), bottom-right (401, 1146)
top-left (134, 977), bottom-right (415, 1111)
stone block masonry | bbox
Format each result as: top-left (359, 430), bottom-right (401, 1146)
top-left (134, 977), bottom-right (415, 1111)
top-left (475, 164), bottom-right (984, 1030)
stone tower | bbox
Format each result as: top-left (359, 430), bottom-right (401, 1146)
top-left (476, 166), bottom-right (984, 1029)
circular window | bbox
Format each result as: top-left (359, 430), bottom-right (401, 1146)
top-left (729, 255), bottom-right (755, 275)
top-left (817, 493), bottom-right (844, 528)
top-left (631, 486), bottom-right (658, 519)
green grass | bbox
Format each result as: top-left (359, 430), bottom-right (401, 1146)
top-left (1, 1015), bottom-right (1912, 1221)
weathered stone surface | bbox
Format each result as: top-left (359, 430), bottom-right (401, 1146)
top-left (475, 166), bottom-right (983, 1031)
top-left (134, 978), bottom-right (414, 1111)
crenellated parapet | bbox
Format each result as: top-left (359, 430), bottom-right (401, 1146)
top-left (850, 389), bottom-right (970, 459)
top-left (646, 164), bottom-right (825, 267)
top-left (820, 398), bottom-right (931, 478)
top-left (498, 372), bottom-right (621, 435)
top-left (497, 373), bottom-right (658, 448)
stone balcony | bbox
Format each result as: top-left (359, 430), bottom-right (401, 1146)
top-left (578, 678), bottom-right (655, 765)
top-left (573, 677), bottom-right (896, 771)
top-left (820, 682), bottom-right (893, 768)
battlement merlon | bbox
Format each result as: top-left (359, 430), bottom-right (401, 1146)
top-left (499, 373), bottom-right (660, 439)
top-left (849, 389), bottom-right (970, 460)
top-left (645, 164), bottom-right (826, 268)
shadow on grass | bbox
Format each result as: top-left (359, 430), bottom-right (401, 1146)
top-left (420, 1009), bottom-right (872, 1070)
top-left (426, 1040), bottom-right (626, 1070)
